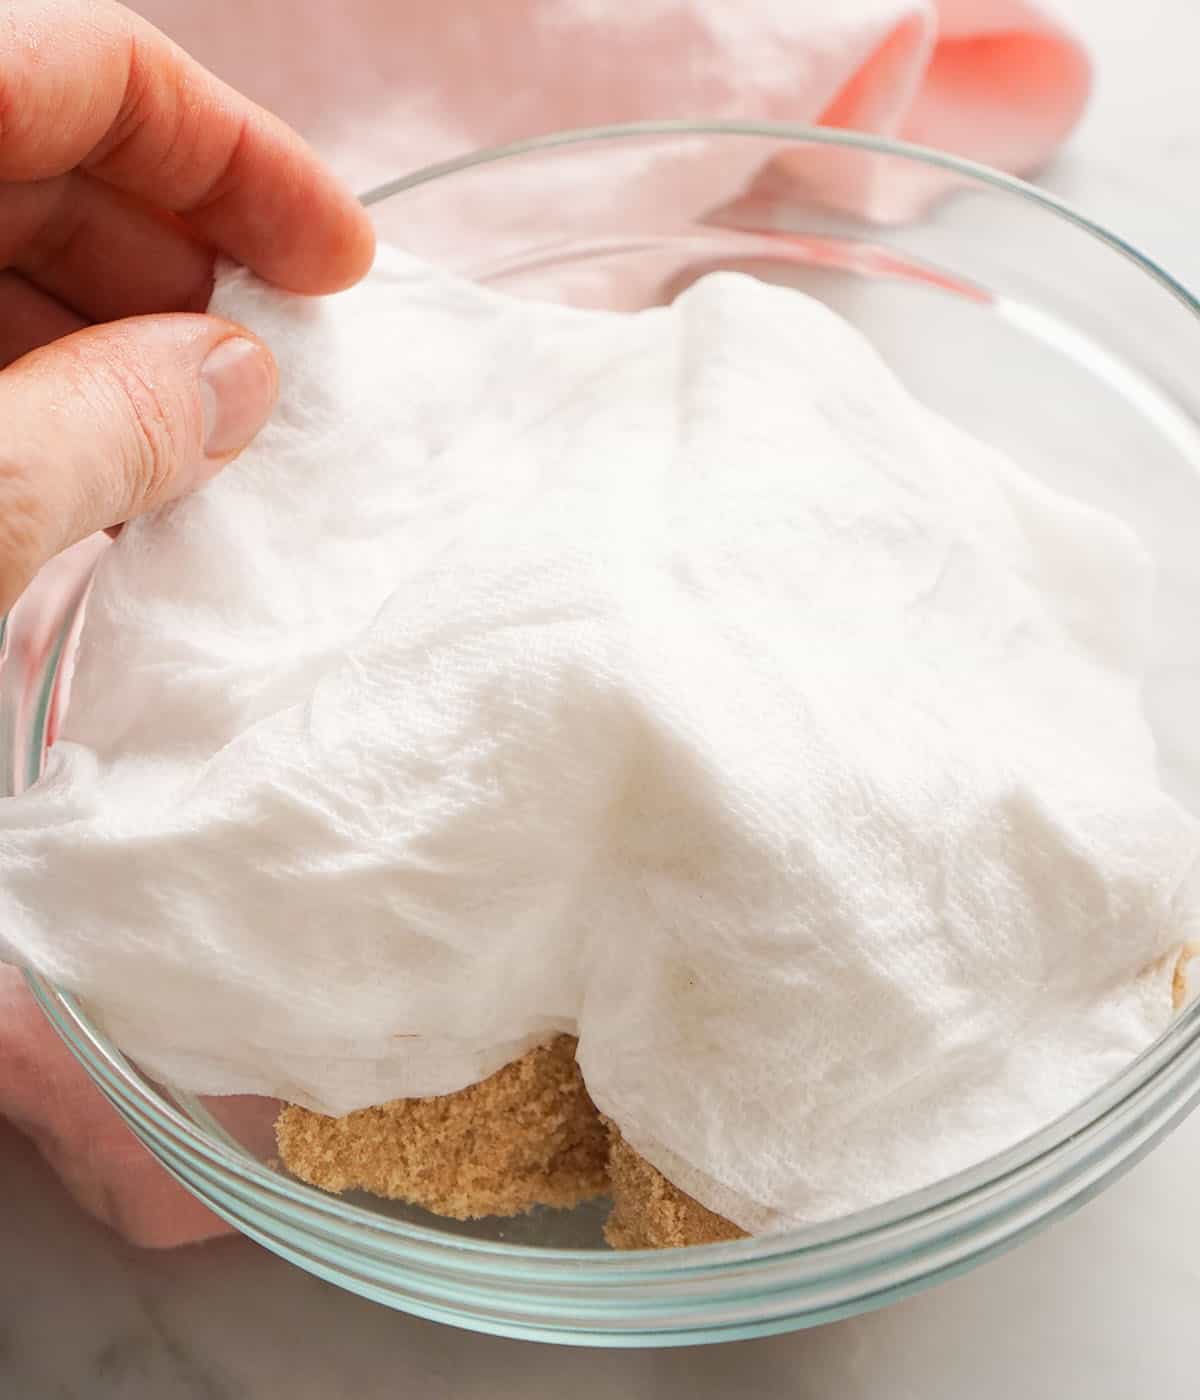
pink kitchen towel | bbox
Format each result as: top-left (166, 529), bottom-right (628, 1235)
top-left (0, 0), bottom-right (1089, 1247)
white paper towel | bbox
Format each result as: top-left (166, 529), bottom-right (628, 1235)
top-left (1, 248), bottom-right (1196, 1231)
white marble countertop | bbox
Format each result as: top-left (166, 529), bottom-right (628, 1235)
top-left (5, 3), bottom-right (1200, 1396)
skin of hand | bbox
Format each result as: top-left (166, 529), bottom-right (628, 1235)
top-left (0, 0), bottom-right (376, 616)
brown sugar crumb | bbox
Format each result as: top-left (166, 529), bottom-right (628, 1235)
top-left (602, 1118), bottom-right (745, 1250)
top-left (275, 1034), bottom-right (609, 1219)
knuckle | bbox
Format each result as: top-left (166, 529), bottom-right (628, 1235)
top-left (0, 0), bottom-right (102, 175)
top-left (186, 112), bottom-right (252, 214)
top-left (0, 29), bottom-right (34, 160)
top-left (93, 354), bottom-right (182, 507)
top-left (88, 30), bottom-right (235, 213)
top-left (87, 31), bottom-right (161, 172)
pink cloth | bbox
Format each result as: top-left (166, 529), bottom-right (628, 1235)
top-left (0, 0), bottom-right (1089, 1247)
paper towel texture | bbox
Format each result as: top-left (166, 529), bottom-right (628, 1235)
top-left (1, 248), bottom-right (1196, 1230)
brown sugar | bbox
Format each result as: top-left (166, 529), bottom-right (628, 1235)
top-left (275, 1034), bottom-right (608, 1219)
top-left (275, 1035), bottom-right (744, 1247)
top-left (602, 1119), bottom-right (746, 1250)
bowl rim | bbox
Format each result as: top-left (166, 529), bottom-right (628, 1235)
top-left (20, 118), bottom-right (1200, 1281)
top-left (358, 118), bottom-right (1200, 321)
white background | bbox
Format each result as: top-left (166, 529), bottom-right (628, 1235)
top-left (3, 2), bottom-right (1200, 1394)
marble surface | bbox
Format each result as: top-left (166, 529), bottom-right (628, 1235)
top-left (6, 3), bottom-right (1200, 1396)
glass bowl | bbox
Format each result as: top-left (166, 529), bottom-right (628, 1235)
top-left (6, 122), bottom-right (1200, 1347)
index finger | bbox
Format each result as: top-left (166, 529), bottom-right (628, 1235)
top-left (0, 0), bottom-right (374, 293)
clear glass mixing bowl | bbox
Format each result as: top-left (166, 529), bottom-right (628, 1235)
top-left (5, 123), bottom-right (1200, 1347)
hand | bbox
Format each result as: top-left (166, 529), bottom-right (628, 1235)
top-left (0, 0), bottom-right (375, 615)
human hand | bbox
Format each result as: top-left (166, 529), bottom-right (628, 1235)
top-left (0, 0), bottom-right (375, 615)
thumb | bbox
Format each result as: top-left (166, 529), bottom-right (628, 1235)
top-left (0, 314), bottom-right (277, 615)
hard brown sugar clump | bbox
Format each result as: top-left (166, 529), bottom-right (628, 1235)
top-left (274, 1035), bottom-right (743, 1247)
top-left (602, 1119), bottom-right (746, 1250)
top-left (275, 1035), bottom-right (608, 1219)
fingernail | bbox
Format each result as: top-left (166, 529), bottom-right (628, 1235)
top-left (199, 337), bottom-right (276, 458)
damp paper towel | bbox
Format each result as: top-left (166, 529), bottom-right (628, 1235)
top-left (2, 247), bottom-right (1198, 1233)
